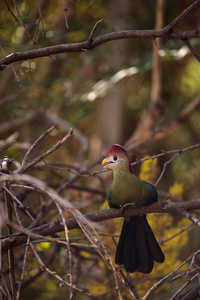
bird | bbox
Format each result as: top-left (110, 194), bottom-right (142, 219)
top-left (102, 144), bottom-right (165, 274)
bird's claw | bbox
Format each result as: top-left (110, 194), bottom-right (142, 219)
top-left (119, 203), bottom-right (135, 216)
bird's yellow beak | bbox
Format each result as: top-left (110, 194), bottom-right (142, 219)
top-left (102, 158), bottom-right (109, 168)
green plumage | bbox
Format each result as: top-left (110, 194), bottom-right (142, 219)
top-left (107, 169), bottom-right (157, 209)
top-left (103, 144), bottom-right (165, 273)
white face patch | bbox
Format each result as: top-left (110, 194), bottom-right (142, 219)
top-left (105, 156), bottom-right (126, 170)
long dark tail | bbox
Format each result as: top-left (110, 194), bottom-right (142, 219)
top-left (115, 215), bottom-right (165, 273)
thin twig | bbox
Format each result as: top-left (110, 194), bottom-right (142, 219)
top-left (4, 0), bottom-right (19, 22)
top-left (19, 128), bottom-right (73, 174)
top-left (87, 18), bottom-right (103, 45)
top-left (16, 237), bottom-right (30, 300)
top-left (12, 0), bottom-right (33, 42)
top-left (33, 17), bottom-right (41, 44)
top-left (182, 38), bottom-right (200, 62)
top-left (0, 273), bottom-right (12, 300)
top-left (88, 0), bottom-right (98, 8)
top-left (160, 223), bottom-right (193, 244)
top-left (170, 273), bottom-right (198, 300)
top-left (118, 269), bottom-right (139, 300)
top-left (3, 185), bottom-right (34, 221)
top-left (178, 210), bottom-right (200, 229)
top-left (155, 153), bottom-right (180, 186)
top-left (131, 141), bottom-right (200, 166)
top-left (21, 243), bottom-right (61, 289)
top-left (52, 200), bottom-right (74, 299)
top-left (3, 217), bottom-right (68, 247)
top-left (4, 185), bottom-right (16, 299)
top-left (21, 126), bottom-right (55, 167)
top-left (142, 249), bottom-right (200, 300)
top-left (30, 243), bottom-right (92, 296)
top-left (36, 0), bottom-right (45, 37)
top-left (164, 0), bottom-right (200, 33)
top-left (74, 214), bottom-right (123, 300)
top-left (44, 112), bottom-right (88, 163)
top-left (60, 0), bottom-right (69, 28)
top-left (0, 42), bottom-right (21, 86)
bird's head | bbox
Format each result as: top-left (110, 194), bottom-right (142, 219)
top-left (102, 144), bottom-right (132, 172)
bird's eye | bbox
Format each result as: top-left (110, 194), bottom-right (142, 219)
top-left (113, 156), bottom-right (117, 161)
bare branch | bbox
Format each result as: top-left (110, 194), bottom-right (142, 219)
top-left (3, 185), bottom-right (34, 221)
top-left (131, 141), bottom-right (200, 165)
top-left (18, 128), bottom-right (74, 174)
top-left (182, 38), bottom-right (200, 62)
top-left (12, 0), bottom-right (34, 43)
top-left (4, 185), bottom-right (17, 299)
top-left (178, 210), bottom-right (200, 229)
top-left (16, 237), bottom-right (30, 300)
top-left (30, 243), bottom-right (91, 296)
top-left (142, 249), bottom-right (200, 300)
top-left (170, 274), bottom-right (199, 300)
top-left (1, 2), bottom-right (200, 297)
top-left (0, 0), bottom-right (200, 73)
top-left (163, 0), bottom-right (200, 33)
top-left (4, 0), bottom-right (19, 22)
top-left (33, 17), bottom-right (41, 44)
top-left (0, 273), bottom-right (12, 300)
top-left (160, 223), bottom-right (193, 245)
top-left (21, 126), bottom-right (55, 167)
top-left (0, 132), bottom-right (19, 153)
top-left (60, 0), bottom-right (69, 28)
top-left (36, 0), bottom-right (45, 38)
top-left (87, 18), bottom-right (103, 46)
top-left (2, 198), bottom-right (200, 252)
top-left (154, 152), bottom-right (180, 186)
top-left (0, 42), bottom-right (21, 85)
top-left (1, 29), bottom-right (200, 71)
top-left (44, 111), bottom-right (88, 162)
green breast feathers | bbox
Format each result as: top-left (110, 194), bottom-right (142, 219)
top-left (107, 170), bottom-right (157, 209)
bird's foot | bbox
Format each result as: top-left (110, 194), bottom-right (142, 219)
top-left (119, 203), bottom-right (135, 216)
top-left (161, 194), bottom-right (171, 209)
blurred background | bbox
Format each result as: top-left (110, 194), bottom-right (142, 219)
top-left (1, 0), bottom-right (200, 299)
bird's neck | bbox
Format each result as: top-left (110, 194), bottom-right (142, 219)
top-left (112, 168), bottom-right (136, 190)
top-left (112, 162), bottom-right (132, 174)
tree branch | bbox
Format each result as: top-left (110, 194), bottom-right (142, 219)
top-left (1, 29), bottom-right (200, 71)
top-left (18, 128), bottom-right (74, 174)
top-left (163, 0), bottom-right (200, 33)
top-left (2, 198), bottom-right (200, 252)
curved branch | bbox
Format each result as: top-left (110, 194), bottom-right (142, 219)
top-left (1, 29), bottom-right (200, 71)
top-left (2, 198), bottom-right (200, 252)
